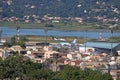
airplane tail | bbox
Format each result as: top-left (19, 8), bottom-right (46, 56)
top-left (71, 39), bottom-right (77, 44)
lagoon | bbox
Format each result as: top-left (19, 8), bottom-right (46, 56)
top-left (0, 27), bottom-right (119, 39)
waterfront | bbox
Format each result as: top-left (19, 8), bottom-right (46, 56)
top-left (0, 27), bottom-right (119, 38)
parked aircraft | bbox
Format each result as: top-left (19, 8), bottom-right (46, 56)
top-left (53, 38), bottom-right (66, 41)
top-left (58, 39), bottom-right (77, 46)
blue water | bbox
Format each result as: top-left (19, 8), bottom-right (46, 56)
top-left (0, 27), bottom-right (119, 38)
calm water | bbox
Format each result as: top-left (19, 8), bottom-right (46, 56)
top-left (0, 27), bottom-right (120, 39)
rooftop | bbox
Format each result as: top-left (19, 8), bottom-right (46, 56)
top-left (81, 42), bottom-right (120, 49)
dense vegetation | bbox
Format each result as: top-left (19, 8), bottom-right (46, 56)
top-left (0, 0), bottom-right (119, 20)
top-left (0, 0), bottom-right (119, 31)
top-left (0, 55), bottom-right (113, 80)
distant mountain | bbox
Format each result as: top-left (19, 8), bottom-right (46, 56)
top-left (0, 0), bottom-right (119, 22)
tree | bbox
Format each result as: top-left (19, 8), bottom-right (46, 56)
top-left (0, 57), bottom-right (6, 79)
top-left (0, 0), bottom-right (119, 20)
top-left (0, 55), bottom-right (113, 80)
top-left (52, 66), bottom-right (113, 80)
top-left (26, 69), bottom-right (53, 80)
top-left (52, 65), bottom-right (81, 80)
top-left (5, 36), bottom-right (28, 49)
top-left (3, 55), bottom-right (24, 79)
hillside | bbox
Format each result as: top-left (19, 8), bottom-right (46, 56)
top-left (0, 0), bottom-right (119, 23)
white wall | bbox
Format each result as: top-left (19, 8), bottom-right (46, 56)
top-left (79, 47), bottom-right (95, 54)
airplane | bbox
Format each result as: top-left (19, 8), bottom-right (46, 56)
top-left (109, 24), bottom-right (117, 29)
top-left (58, 39), bottom-right (77, 46)
top-left (53, 38), bottom-right (66, 41)
top-left (51, 36), bottom-right (66, 41)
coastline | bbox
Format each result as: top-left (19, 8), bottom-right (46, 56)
top-left (1, 21), bottom-right (119, 32)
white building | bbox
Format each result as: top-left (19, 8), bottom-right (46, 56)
top-left (0, 49), bottom-right (8, 59)
top-left (79, 46), bottom-right (95, 55)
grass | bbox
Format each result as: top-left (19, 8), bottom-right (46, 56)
top-left (0, 21), bottom-right (120, 32)
top-left (0, 22), bottom-right (45, 29)
top-left (26, 35), bottom-right (86, 43)
top-left (0, 21), bottom-right (97, 31)
top-left (27, 35), bottom-right (120, 44)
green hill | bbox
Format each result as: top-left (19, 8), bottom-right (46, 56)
top-left (0, 0), bottom-right (119, 23)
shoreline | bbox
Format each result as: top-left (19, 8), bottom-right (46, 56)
top-left (0, 26), bottom-right (118, 33)
top-left (0, 21), bottom-right (119, 32)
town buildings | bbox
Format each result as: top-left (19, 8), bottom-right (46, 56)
top-left (0, 39), bottom-right (120, 80)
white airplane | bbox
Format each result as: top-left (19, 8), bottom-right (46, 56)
top-left (54, 38), bottom-right (66, 41)
top-left (58, 39), bottom-right (77, 46)
top-left (109, 24), bottom-right (117, 28)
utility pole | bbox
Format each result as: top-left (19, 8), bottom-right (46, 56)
top-left (99, 30), bottom-right (103, 40)
top-left (0, 30), bottom-right (2, 42)
top-left (16, 26), bottom-right (20, 42)
top-left (110, 29), bottom-right (113, 56)
top-left (44, 28), bottom-right (48, 45)
top-left (85, 30), bottom-right (87, 53)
